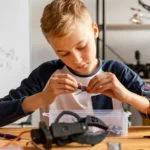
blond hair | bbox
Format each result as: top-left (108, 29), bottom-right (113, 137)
top-left (40, 0), bottom-right (92, 38)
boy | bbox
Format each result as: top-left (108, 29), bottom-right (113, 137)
top-left (0, 0), bottom-right (150, 127)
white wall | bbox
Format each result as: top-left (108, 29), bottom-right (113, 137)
top-left (0, 0), bottom-right (30, 97)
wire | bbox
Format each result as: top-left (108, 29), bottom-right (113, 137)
top-left (26, 140), bottom-right (45, 150)
top-left (0, 130), bottom-right (30, 148)
top-left (0, 130), bottom-right (47, 149)
top-left (138, 0), bottom-right (150, 11)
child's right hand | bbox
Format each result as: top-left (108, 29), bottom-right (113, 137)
top-left (42, 74), bottom-right (78, 104)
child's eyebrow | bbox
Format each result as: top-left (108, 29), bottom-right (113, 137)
top-left (56, 40), bottom-right (86, 52)
top-left (76, 40), bottom-right (85, 45)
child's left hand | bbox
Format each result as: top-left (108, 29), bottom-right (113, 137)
top-left (87, 72), bottom-right (130, 102)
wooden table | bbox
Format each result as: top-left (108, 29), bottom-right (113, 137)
top-left (143, 79), bottom-right (150, 84)
top-left (0, 126), bottom-right (150, 150)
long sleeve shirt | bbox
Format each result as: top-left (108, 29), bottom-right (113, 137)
top-left (0, 59), bottom-right (147, 127)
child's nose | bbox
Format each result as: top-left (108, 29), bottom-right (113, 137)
top-left (72, 52), bottom-right (82, 63)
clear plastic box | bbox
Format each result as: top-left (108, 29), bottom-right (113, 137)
top-left (49, 110), bottom-right (129, 136)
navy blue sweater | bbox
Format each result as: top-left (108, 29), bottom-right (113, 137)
top-left (0, 59), bottom-right (147, 127)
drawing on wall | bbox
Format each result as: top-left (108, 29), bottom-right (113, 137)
top-left (0, 47), bottom-right (18, 70)
top-left (0, 0), bottom-right (30, 97)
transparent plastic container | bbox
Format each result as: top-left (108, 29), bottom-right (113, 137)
top-left (49, 110), bottom-right (129, 136)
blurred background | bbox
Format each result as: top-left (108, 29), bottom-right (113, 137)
top-left (0, 0), bottom-right (150, 127)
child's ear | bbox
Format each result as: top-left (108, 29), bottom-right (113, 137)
top-left (92, 22), bottom-right (99, 38)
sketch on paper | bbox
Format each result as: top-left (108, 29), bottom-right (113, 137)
top-left (0, 47), bottom-right (18, 70)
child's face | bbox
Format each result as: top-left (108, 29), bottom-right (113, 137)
top-left (48, 20), bottom-right (99, 75)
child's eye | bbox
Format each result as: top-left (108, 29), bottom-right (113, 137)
top-left (78, 46), bottom-right (85, 50)
top-left (60, 53), bottom-right (69, 57)
top-left (78, 44), bottom-right (87, 50)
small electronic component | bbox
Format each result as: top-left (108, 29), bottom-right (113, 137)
top-left (77, 85), bottom-right (87, 91)
top-left (0, 133), bottom-right (22, 140)
top-left (75, 85), bottom-right (87, 95)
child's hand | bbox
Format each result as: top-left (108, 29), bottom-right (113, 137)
top-left (87, 72), bottom-right (129, 102)
top-left (22, 74), bottom-right (78, 112)
top-left (43, 74), bottom-right (78, 99)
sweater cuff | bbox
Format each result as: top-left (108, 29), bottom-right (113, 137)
top-left (18, 96), bottom-right (34, 115)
